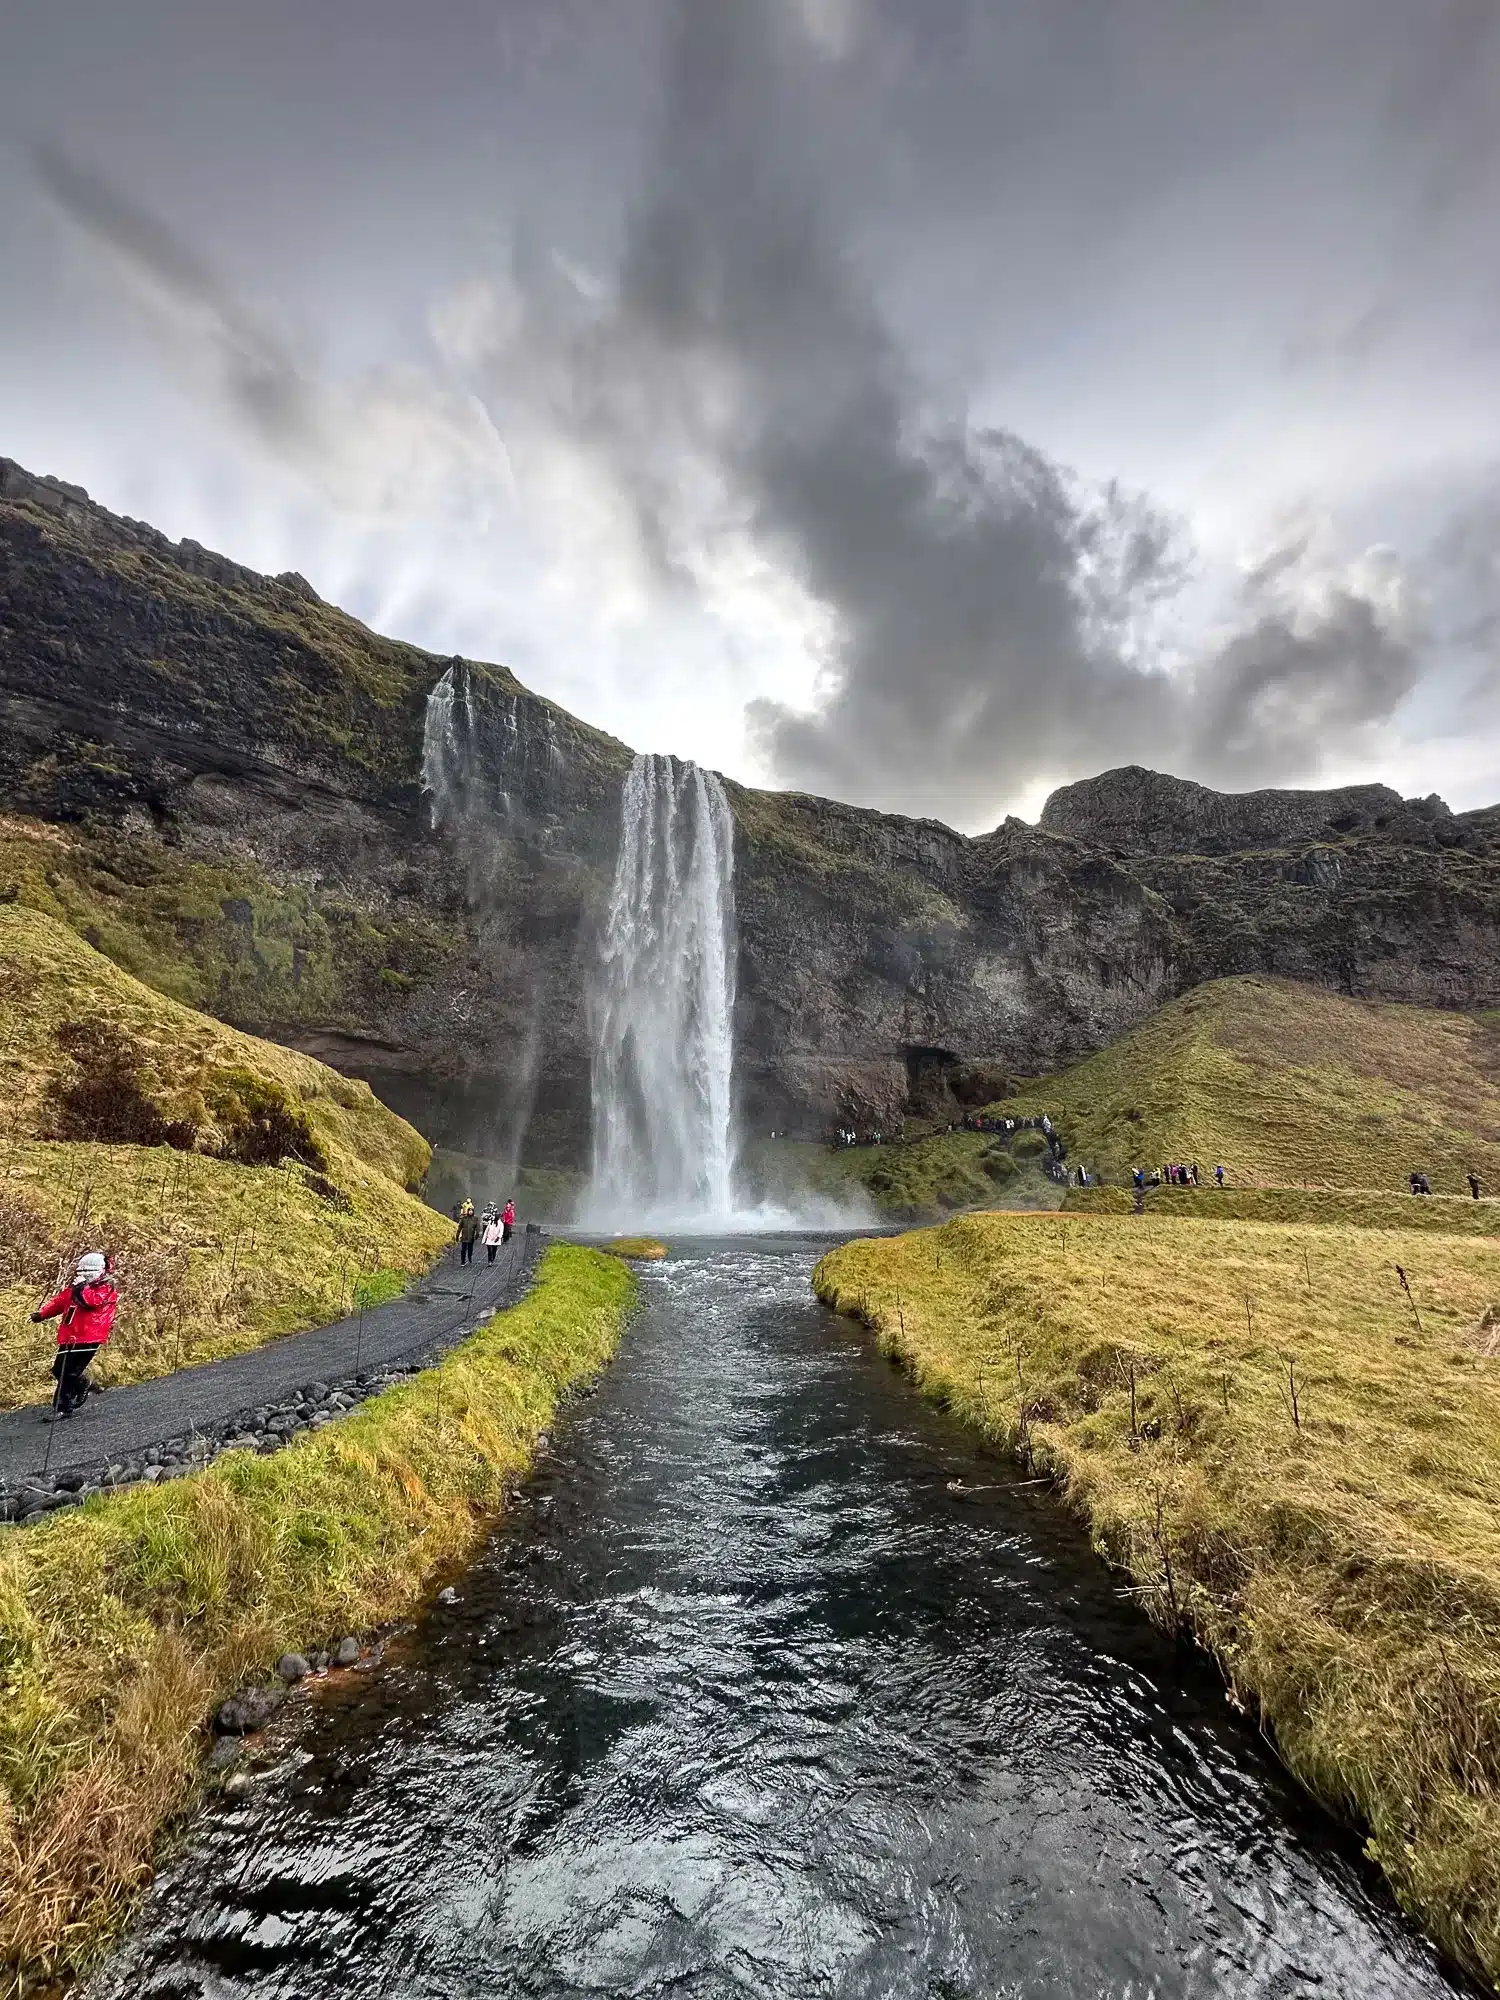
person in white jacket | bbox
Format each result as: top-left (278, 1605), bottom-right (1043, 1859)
top-left (482, 1215), bottom-right (504, 1264)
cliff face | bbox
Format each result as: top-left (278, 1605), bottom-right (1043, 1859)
top-left (4, 456), bottom-right (1500, 1164)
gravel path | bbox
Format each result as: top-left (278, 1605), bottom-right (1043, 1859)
top-left (0, 1231), bottom-right (544, 1487)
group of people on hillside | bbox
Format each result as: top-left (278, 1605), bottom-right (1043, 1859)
top-left (1132, 1163), bottom-right (1226, 1190)
top-left (453, 1197), bottom-right (516, 1265)
top-left (828, 1110), bottom-right (1061, 1151)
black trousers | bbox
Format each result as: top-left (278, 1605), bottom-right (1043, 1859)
top-left (52, 1343), bottom-right (101, 1413)
top-left (459, 1238), bottom-right (474, 1264)
top-left (486, 1244), bottom-right (498, 1263)
top-left (502, 1222), bottom-right (513, 1243)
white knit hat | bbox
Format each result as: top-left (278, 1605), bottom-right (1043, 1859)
top-left (75, 1252), bottom-right (107, 1282)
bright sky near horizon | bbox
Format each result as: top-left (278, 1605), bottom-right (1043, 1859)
top-left (3, 0), bottom-right (1500, 830)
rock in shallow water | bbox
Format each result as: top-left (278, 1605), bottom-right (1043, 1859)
top-left (276, 1652), bottom-right (310, 1684)
top-left (214, 1686), bottom-right (285, 1735)
top-left (333, 1635), bottom-right (361, 1668)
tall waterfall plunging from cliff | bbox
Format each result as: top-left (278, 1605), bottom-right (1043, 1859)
top-left (588, 754), bottom-right (738, 1224)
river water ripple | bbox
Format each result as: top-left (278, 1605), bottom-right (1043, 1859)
top-left (95, 1239), bottom-right (1474, 1999)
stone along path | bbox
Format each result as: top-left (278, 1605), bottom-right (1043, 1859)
top-left (0, 1229), bottom-right (545, 1507)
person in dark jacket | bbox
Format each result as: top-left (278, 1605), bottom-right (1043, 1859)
top-left (32, 1251), bottom-right (118, 1417)
top-left (455, 1200), bottom-right (479, 1264)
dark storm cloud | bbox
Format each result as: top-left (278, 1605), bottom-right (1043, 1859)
top-left (1187, 544), bottom-right (1417, 787)
top-left (475, 0), bottom-right (1419, 821)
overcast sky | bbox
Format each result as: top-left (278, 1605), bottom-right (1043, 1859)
top-left (4, 0), bottom-right (1500, 829)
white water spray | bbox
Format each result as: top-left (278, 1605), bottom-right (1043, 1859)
top-left (587, 754), bottom-right (739, 1225)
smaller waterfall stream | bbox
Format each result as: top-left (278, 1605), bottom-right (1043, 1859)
top-left (587, 754), bottom-right (739, 1225)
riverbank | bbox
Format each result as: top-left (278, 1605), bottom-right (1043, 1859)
top-left (0, 1241), bottom-right (635, 1995)
top-left (815, 1212), bottom-right (1500, 1990)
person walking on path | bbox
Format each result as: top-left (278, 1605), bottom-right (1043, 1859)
top-left (456, 1200), bottom-right (479, 1265)
top-left (502, 1198), bottom-right (516, 1245)
top-left (482, 1214), bottom-right (504, 1264)
top-left (1469, 1172), bottom-right (1483, 1200)
top-left (31, 1251), bottom-right (118, 1419)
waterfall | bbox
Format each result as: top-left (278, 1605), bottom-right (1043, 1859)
top-left (588, 754), bottom-right (739, 1224)
top-left (419, 662), bottom-right (468, 829)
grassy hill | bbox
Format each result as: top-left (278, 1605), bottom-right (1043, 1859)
top-left (0, 905), bottom-right (450, 1407)
top-left (988, 974), bottom-right (1500, 1196)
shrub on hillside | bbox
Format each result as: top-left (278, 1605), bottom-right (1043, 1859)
top-left (46, 1020), bottom-right (198, 1150)
top-left (206, 1067), bottom-right (328, 1171)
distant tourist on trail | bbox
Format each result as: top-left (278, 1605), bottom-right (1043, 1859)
top-left (1132, 1166), bottom-right (1145, 1191)
top-left (31, 1251), bottom-right (118, 1420)
top-left (1469, 1172), bottom-right (1483, 1200)
top-left (1191, 1163), bottom-right (1200, 1186)
top-left (455, 1199), bottom-right (479, 1264)
top-left (1214, 1164), bottom-right (1225, 1187)
top-left (1409, 1171), bottom-right (1432, 1196)
top-left (502, 1198), bottom-right (516, 1243)
top-left (482, 1214), bottom-right (503, 1264)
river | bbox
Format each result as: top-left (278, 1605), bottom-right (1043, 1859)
top-left (94, 1238), bottom-right (1473, 1999)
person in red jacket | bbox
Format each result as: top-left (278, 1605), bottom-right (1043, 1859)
top-left (32, 1251), bottom-right (118, 1418)
top-left (501, 1198), bottom-right (516, 1245)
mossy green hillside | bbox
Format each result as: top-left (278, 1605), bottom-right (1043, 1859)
top-left (0, 814), bottom-right (461, 1039)
top-left (816, 1212), bottom-right (1500, 1987)
top-left (0, 904), bottom-right (449, 1407)
top-left (986, 974), bottom-right (1500, 1195)
top-left (0, 1243), bottom-right (635, 1992)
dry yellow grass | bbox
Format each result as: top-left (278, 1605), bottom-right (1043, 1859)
top-left (989, 974), bottom-right (1500, 1195)
top-left (816, 1211), bottom-right (1500, 1988)
top-left (0, 905), bottom-right (450, 1407)
top-left (0, 1242), bottom-right (635, 1995)
top-left (1064, 1184), bottom-right (1500, 1234)
top-left (605, 1237), bottom-right (668, 1261)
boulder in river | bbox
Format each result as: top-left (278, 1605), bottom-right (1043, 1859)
top-left (276, 1653), bottom-right (310, 1684)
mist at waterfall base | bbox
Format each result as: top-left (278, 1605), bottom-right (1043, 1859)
top-left (584, 753), bottom-right (860, 1234)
